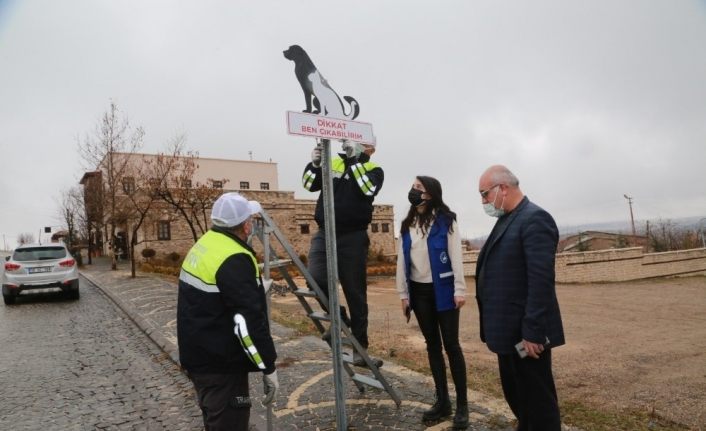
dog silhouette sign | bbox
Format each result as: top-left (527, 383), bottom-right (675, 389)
top-left (283, 45), bottom-right (360, 120)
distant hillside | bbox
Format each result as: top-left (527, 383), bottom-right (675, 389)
top-left (558, 215), bottom-right (705, 236)
top-left (466, 215), bottom-right (705, 247)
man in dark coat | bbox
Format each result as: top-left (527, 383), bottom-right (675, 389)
top-left (475, 165), bottom-right (565, 431)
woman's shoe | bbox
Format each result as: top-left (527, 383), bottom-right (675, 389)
top-left (422, 397), bottom-right (452, 421)
top-left (452, 403), bottom-right (469, 429)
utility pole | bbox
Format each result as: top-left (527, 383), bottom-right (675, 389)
top-left (623, 194), bottom-right (636, 236)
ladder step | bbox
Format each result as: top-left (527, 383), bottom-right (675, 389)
top-left (342, 351), bottom-right (384, 368)
top-left (351, 373), bottom-right (384, 390)
top-left (293, 288), bottom-right (318, 298)
top-left (258, 259), bottom-right (292, 269)
top-left (309, 312), bottom-right (331, 322)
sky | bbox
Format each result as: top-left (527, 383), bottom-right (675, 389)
top-left (1, 0), bottom-right (705, 248)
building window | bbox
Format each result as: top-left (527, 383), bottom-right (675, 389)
top-left (148, 177), bottom-right (161, 189)
top-left (122, 177), bottom-right (135, 194)
top-left (382, 223), bottom-right (390, 233)
top-left (157, 221), bottom-right (171, 240)
top-left (240, 181), bottom-right (250, 189)
top-left (260, 182), bottom-right (270, 190)
top-left (300, 224), bottom-right (310, 234)
top-left (181, 179), bottom-right (192, 188)
top-left (371, 223), bottom-right (379, 233)
top-left (211, 180), bottom-right (223, 189)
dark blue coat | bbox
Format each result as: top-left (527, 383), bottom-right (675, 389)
top-left (475, 197), bottom-right (565, 354)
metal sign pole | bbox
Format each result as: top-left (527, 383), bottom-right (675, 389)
top-left (320, 138), bottom-right (347, 430)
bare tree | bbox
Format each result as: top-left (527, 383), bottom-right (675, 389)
top-left (77, 101), bottom-right (144, 270)
top-left (56, 187), bottom-right (82, 251)
top-left (121, 143), bottom-right (180, 278)
top-left (646, 218), bottom-right (701, 251)
top-left (151, 137), bottom-right (228, 241)
top-left (17, 233), bottom-right (35, 246)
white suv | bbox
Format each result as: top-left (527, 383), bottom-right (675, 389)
top-left (2, 243), bottom-right (80, 305)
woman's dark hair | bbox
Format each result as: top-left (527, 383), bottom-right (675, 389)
top-left (400, 176), bottom-right (456, 236)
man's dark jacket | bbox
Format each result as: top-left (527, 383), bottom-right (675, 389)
top-left (177, 227), bottom-right (277, 374)
top-left (303, 152), bottom-right (384, 233)
top-left (475, 197), bottom-right (565, 354)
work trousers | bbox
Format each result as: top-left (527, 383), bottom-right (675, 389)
top-left (308, 229), bottom-right (370, 348)
top-left (409, 281), bottom-right (467, 403)
top-left (190, 372), bottom-right (251, 431)
top-left (497, 349), bottom-right (561, 431)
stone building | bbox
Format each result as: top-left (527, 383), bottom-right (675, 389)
top-left (80, 153), bottom-right (395, 262)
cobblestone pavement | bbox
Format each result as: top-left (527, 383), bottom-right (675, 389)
top-left (78, 258), bottom-right (523, 431)
top-left (0, 274), bottom-right (203, 430)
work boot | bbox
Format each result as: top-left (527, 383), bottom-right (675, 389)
top-left (422, 394), bottom-right (452, 422)
top-left (452, 402), bottom-right (469, 429)
top-left (352, 351), bottom-right (383, 368)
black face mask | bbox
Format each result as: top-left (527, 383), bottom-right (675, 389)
top-left (408, 188), bottom-right (425, 207)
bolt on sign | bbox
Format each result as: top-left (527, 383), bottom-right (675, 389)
top-left (286, 111), bottom-right (375, 145)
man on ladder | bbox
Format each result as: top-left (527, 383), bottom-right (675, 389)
top-left (302, 139), bottom-right (384, 366)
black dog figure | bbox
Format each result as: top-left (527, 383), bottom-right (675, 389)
top-left (283, 45), bottom-right (360, 120)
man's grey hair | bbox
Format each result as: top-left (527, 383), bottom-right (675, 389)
top-left (488, 166), bottom-right (520, 187)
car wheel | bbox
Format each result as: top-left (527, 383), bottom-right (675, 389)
top-left (3, 293), bottom-right (16, 305)
top-left (67, 288), bottom-right (80, 300)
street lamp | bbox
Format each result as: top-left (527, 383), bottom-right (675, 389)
top-left (623, 194), bottom-right (636, 236)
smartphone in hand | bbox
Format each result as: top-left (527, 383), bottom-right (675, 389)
top-left (515, 337), bottom-right (550, 358)
top-left (404, 305), bottom-right (411, 323)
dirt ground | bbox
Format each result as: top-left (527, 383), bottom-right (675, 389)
top-left (272, 275), bottom-right (706, 429)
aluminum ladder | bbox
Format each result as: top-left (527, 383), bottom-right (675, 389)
top-left (253, 209), bottom-right (401, 407)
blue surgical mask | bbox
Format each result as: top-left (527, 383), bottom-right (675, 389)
top-left (483, 192), bottom-right (506, 218)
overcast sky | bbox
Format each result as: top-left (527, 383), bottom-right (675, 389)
top-left (1, 0), bottom-right (705, 248)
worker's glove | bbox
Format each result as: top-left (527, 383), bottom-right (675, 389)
top-left (262, 370), bottom-right (279, 405)
top-left (262, 278), bottom-right (273, 294)
top-left (311, 145), bottom-right (322, 167)
top-left (341, 141), bottom-right (363, 160)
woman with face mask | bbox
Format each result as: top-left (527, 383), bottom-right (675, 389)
top-left (396, 176), bottom-right (469, 429)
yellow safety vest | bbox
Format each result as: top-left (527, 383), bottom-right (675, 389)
top-left (180, 230), bottom-right (259, 293)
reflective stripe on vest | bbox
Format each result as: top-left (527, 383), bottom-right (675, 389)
top-left (180, 230), bottom-right (259, 293)
top-left (302, 169), bottom-right (317, 190)
top-left (332, 156), bottom-right (379, 196)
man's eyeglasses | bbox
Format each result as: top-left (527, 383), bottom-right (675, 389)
top-left (479, 184), bottom-right (501, 199)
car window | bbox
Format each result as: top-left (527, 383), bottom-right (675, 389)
top-left (13, 247), bottom-right (67, 261)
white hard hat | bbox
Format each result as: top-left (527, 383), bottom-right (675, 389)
top-left (211, 193), bottom-right (262, 227)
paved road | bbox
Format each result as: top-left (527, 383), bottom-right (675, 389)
top-left (0, 275), bottom-right (203, 431)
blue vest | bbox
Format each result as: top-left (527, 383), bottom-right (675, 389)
top-left (402, 215), bottom-right (456, 312)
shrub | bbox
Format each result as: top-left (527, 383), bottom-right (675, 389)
top-left (139, 262), bottom-right (180, 277)
top-left (367, 247), bottom-right (390, 263)
top-left (141, 248), bottom-right (156, 259)
top-left (166, 251), bottom-right (181, 263)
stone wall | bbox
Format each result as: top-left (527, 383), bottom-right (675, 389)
top-left (461, 247), bottom-right (706, 283)
top-left (131, 190), bottom-right (396, 264)
top-left (555, 247), bottom-right (706, 283)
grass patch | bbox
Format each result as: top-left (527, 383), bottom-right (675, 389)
top-left (560, 400), bottom-right (689, 431)
top-left (271, 306), bottom-right (318, 337)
